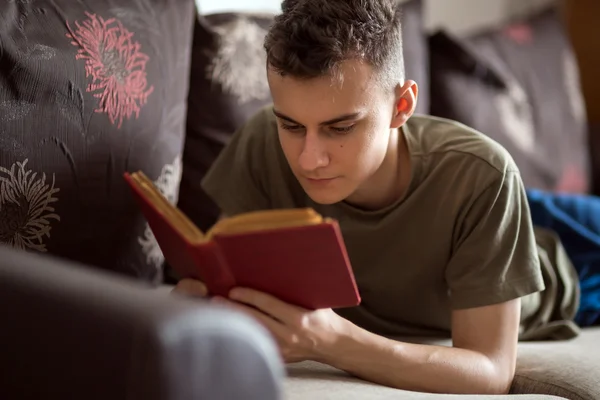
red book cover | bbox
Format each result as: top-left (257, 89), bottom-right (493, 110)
top-left (124, 172), bottom-right (361, 310)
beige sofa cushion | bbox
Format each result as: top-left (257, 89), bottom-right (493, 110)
top-left (512, 327), bottom-right (600, 400)
top-left (284, 327), bottom-right (600, 400)
top-left (285, 361), bottom-right (565, 399)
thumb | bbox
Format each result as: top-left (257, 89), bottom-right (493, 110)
top-left (172, 278), bottom-right (208, 297)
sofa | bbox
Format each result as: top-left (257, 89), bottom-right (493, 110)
top-left (1, 0), bottom-right (599, 399)
top-left (1, 246), bottom-right (284, 400)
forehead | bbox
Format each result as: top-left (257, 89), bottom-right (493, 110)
top-left (267, 60), bottom-right (381, 120)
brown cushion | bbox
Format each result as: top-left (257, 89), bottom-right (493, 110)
top-left (429, 6), bottom-right (590, 193)
top-left (0, 0), bottom-right (195, 284)
top-left (401, 0), bottom-right (429, 116)
top-left (179, 0), bottom-right (429, 233)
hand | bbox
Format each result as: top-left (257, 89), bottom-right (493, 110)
top-left (213, 288), bottom-right (352, 364)
top-left (171, 278), bottom-right (208, 298)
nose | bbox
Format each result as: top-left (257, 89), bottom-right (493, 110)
top-left (298, 130), bottom-right (329, 172)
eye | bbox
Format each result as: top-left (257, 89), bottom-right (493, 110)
top-left (330, 125), bottom-right (355, 134)
top-left (280, 122), bottom-right (304, 133)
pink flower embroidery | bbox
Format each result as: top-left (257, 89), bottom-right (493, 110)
top-left (555, 165), bottom-right (588, 194)
top-left (66, 12), bottom-right (154, 128)
top-left (502, 23), bottom-right (534, 45)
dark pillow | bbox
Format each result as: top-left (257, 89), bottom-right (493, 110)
top-left (178, 11), bottom-right (274, 232)
top-left (179, 0), bottom-right (428, 232)
top-left (429, 6), bottom-right (590, 193)
top-left (400, 0), bottom-right (429, 115)
top-left (0, 0), bottom-right (195, 284)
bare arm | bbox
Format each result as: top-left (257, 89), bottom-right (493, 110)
top-left (179, 279), bottom-right (522, 394)
top-left (319, 299), bottom-right (520, 395)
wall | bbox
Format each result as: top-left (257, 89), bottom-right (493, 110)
top-left (195, 0), bottom-right (557, 35)
top-left (564, 0), bottom-right (600, 123)
top-left (195, 0), bottom-right (281, 14)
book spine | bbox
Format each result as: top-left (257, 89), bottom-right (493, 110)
top-left (193, 241), bottom-right (236, 298)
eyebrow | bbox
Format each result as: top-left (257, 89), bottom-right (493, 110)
top-left (272, 109), bottom-right (361, 126)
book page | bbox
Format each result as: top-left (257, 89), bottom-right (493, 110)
top-left (207, 208), bottom-right (325, 238)
top-left (129, 172), bottom-right (205, 242)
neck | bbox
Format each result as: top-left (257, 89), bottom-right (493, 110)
top-left (345, 127), bottom-right (411, 211)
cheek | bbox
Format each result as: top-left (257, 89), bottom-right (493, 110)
top-left (278, 131), bottom-right (300, 164)
top-left (343, 122), bottom-right (387, 168)
top-left (367, 115), bottom-right (393, 155)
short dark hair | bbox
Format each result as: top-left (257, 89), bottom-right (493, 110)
top-left (264, 0), bottom-right (405, 88)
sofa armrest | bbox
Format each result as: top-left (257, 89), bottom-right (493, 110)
top-left (0, 245), bottom-right (283, 400)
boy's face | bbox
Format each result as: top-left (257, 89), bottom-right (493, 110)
top-left (267, 59), bottom-right (415, 206)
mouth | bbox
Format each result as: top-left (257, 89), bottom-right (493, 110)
top-left (305, 177), bottom-right (338, 184)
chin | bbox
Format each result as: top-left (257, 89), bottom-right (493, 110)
top-left (295, 175), bottom-right (354, 205)
top-left (306, 194), bottom-right (342, 205)
top-left (303, 187), bottom-right (350, 205)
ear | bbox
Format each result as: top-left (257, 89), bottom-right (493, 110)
top-left (390, 80), bottom-right (418, 129)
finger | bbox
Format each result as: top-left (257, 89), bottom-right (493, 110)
top-left (172, 279), bottom-right (207, 297)
top-left (212, 297), bottom-right (291, 339)
top-left (213, 298), bottom-right (301, 363)
top-left (228, 288), bottom-right (304, 324)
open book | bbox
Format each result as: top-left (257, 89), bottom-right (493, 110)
top-left (124, 171), bottom-right (361, 310)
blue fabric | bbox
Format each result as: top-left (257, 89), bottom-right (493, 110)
top-left (526, 189), bottom-right (600, 327)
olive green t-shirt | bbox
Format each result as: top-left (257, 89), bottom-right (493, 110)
top-left (201, 106), bottom-right (580, 340)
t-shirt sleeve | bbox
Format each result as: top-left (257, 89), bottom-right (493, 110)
top-left (200, 109), bottom-right (273, 217)
top-left (445, 169), bottom-right (545, 310)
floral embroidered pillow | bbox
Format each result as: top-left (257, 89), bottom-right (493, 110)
top-left (0, 0), bottom-right (195, 284)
